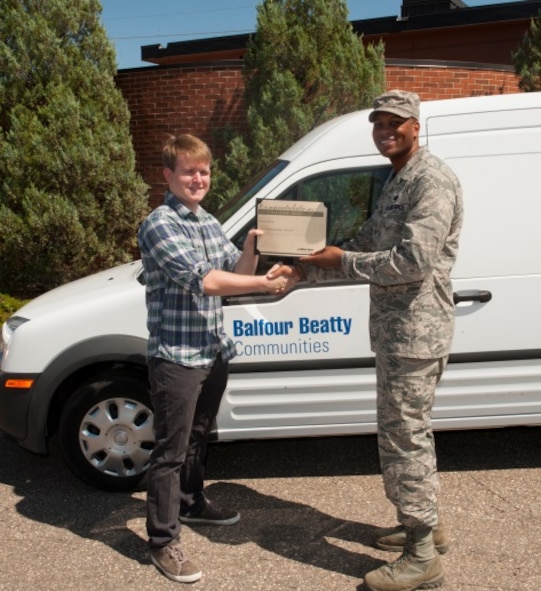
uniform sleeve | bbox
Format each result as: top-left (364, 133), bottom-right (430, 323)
top-left (342, 172), bottom-right (459, 286)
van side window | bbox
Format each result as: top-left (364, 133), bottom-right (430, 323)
top-left (278, 166), bottom-right (391, 245)
top-left (230, 166), bottom-right (391, 280)
top-left (300, 168), bottom-right (389, 245)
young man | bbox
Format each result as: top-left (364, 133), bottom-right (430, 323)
top-left (138, 134), bottom-right (293, 584)
top-left (271, 90), bottom-right (463, 591)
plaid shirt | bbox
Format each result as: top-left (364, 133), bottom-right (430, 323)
top-left (138, 191), bottom-right (241, 368)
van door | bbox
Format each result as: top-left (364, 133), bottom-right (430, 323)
top-left (217, 161), bottom-right (392, 440)
top-left (426, 106), bottom-right (541, 428)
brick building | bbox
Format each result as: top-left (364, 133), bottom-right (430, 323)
top-left (115, 0), bottom-right (541, 206)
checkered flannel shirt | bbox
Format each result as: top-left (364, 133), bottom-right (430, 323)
top-left (138, 191), bottom-right (241, 368)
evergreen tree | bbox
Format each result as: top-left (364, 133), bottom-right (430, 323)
top-left (0, 0), bottom-right (149, 297)
top-left (512, 9), bottom-right (541, 92)
top-left (212, 0), bottom-right (385, 205)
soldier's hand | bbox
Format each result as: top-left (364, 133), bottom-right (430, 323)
top-left (299, 246), bottom-right (344, 269)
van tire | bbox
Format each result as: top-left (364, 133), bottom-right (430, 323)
top-left (58, 370), bottom-right (154, 492)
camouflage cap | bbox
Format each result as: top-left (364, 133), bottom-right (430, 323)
top-left (369, 89), bottom-right (420, 122)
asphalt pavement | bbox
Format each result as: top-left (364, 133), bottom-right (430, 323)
top-left (0, 426), bottom-right (539, 591)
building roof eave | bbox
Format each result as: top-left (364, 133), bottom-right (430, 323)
top-left (140, 1), bottom-right (541, 66)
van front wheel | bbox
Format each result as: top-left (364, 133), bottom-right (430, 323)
top-left (58, 371), bottom-right (154, 491)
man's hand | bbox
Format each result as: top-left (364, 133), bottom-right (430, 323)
top-left (299, 246), bottom-right (344, 269)
top-left (243, 228), bottom-right (263, 251)
top-left (266, 263), bottom-right (300, 292)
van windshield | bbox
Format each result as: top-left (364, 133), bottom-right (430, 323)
top-left (215, 160), bottom-right (289, 224)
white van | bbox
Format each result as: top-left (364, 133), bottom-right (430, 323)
top-left (1, 92), bottom-right (540, 490)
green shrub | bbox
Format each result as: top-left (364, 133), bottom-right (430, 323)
top-left (0, 294), bottom-right (29, 325)
top-left (0, 0), bottom-right (149, 297)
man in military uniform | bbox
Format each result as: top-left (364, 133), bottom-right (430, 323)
top-left (271, 89), bottom-right (463, 590)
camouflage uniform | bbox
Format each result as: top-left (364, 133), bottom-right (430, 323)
top-left (330, 147), bottom-right (463, 528)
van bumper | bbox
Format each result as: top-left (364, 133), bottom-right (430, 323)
top-left (0, 371), bottom-right (40, 445)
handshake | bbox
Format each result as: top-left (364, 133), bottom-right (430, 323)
top-left (262, 262), bottom-right (303, 295)
top-left (262, 245), bottom-right (344, 294)
top-left (244, 229), bottom-right (344, 295)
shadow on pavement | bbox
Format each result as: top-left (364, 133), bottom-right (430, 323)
top-left (203, 426), bottom-right (541, 481)
top-left (0, 433), bottom-right (150, 563)
top-left (0, 425), bottom-right (538, 577)
top-left (0, 432), bottom-right (385, 577)
top-left (186, 481), bottom-right (382, 578)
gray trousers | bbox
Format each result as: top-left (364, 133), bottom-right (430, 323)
top-left (146, 355), bottom-right (228, 549)
top-left (376, 354), bottom-right (447, 529)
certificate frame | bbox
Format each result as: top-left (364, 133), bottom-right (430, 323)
top-left (255, 199), bottom-right (329, 258)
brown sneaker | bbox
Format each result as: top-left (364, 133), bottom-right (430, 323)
top-left (372, 523), bottom-right (449, 554)
top-left (150, 539), bottom-right (202, 583)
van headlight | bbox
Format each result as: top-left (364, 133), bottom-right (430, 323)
top-left (1, 316), bottom-right (29, 364)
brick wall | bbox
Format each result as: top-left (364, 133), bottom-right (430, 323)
top-left (116, 62), bottom-right (245, 207)
top-left (116, 61), bottom-right (520, 208)
top-left (385, 62), bottom-right (520, 99)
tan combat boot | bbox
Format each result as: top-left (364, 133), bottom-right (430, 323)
top-left (364, 526), bottom-right (444, 591)
top-left (372, 522), bottom-right (449, 554)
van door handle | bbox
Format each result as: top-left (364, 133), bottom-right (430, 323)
top-left (453, 290), bottom-right (492, 304)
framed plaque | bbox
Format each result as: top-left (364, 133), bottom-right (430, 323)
top-left (255, 199), bottom-right (329, 258)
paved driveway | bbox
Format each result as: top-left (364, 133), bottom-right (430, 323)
top-left (0, 427), bottom-right (539, 590)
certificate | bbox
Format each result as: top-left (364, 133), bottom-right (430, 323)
top-left (255, 199), bottom-right (328, 258)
